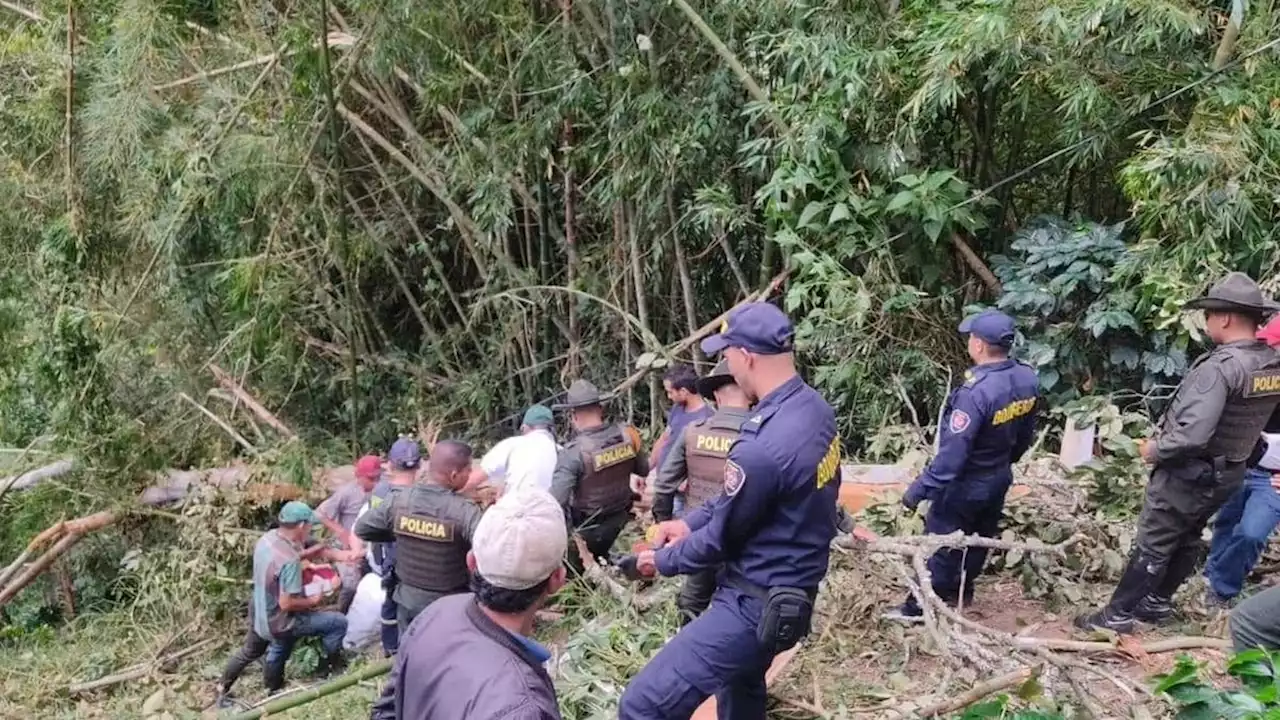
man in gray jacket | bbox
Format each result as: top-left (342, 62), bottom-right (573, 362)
top-left (370, 487), bottom-right (566, 720)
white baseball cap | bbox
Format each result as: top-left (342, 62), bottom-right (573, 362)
top-left (473, 488), bottom-right (567, 590)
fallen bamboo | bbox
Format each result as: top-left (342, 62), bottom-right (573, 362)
top-left (68, 638), bottom-right (219, 695)
top-left (0, 458), bottom-right (76, 493)
top-left (0, 533), bottom-right (83, 607)
top-left (612, 269), bottom-right (788, 395)
top-left (210, 364), bottom-right (297, 439)
top-left (228, 660), bottom-right (392, 720)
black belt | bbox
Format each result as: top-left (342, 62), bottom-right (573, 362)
top-left (723, 573), bottom-right (817, 602)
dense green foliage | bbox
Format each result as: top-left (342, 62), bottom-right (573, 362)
top-left (1156, 650), bottom-right (1280, 718)
top-left (1, 0), bottom-right (1278, 641)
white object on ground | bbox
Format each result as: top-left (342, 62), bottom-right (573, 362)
top-left (1059, 418), bottom-right (1096, 470)
top-left (343, 573), bottom-right (386, 650)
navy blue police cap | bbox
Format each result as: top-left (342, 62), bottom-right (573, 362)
top-left (958, 309), bottom-right (1016, 349)
top-left (700, 303), bottom-right (795, 356)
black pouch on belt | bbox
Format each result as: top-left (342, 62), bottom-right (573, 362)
top-left (757, 586), bottom-right (813, 656)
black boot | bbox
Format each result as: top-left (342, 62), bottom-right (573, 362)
top-left (263, 659), bottom-right (287, 695)
top-left (1075, 550), bottom-right (1160, 635)
top-left (323, 650), bottom-right (348, 678)
top-left (1153, 543), bottom-right (1204, 601)
top-left (1132, 594), bottom-right (1175, 624)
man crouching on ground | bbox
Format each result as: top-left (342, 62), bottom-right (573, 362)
top-left (370, 488), bottom-right (567, 720)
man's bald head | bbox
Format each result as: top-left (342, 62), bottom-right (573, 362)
top-left (429, 440), bottom-right (473, 491)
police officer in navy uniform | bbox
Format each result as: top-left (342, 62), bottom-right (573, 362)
top-left (619, 303), bottom-right (843, 720)
top-left (886, 309), bottom-right (1039, 621)
top-left (1078, 273), bottom-right (1280, 633)
top-left (549, 379), bottom-right (649, 571)
top-left (355, 440), bottom-right (482, 633)
top-left (651, 359), bottom-right (752, 625)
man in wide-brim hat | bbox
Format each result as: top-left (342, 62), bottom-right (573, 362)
top-left (549, 379), bottom-right (649, 572)
top-left (1078, 272), bottom-right (1280, 634)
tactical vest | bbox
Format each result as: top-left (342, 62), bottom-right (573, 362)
top-left (367, 481), bottom-right (395, 574)
top-left (391, 486), bottom-right (470, 593)
top-left (1167, 343), bottom-right (1280, 463)
top-left (572, 424), bottom-right (639, 514)
top-left (682, 415), bottom-right (743, 509)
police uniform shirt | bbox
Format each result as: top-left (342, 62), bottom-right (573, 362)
top-left (906, 359), bottom-right (1039, 504)
top-left (654, 375), bottom-right (841, 591)
top-left (353, 483), bottom-right (482, 592)
top-left (549, 423), bottom-right (651, 509)
top-left (652, 406), bottom-right (752, 521)
top-left (1155, 339), bottom-right (1280, 464)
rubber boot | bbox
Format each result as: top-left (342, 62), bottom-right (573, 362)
top-left (1153, 543), bottom-right (1204, 601)
top-left (1133, 594), bottom-right (1175, 624)
top-left (263, 659), bottom-right (287, 695)
top-left (1075, 551), bottom-right (1159, 634)
top-left (321, 650), bottom-right (348, 678)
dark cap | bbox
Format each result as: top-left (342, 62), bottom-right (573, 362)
top-left (1183, 272), bottom-right (1280, 316)
top-left (388, 437), bottom-right (421, 470)
top-left (700, 303), bottom-right (795, 356)
top-left (959, 309), bottom-right (1016, 348)
top-left (552, 379), bottom-right (614, 411)
top-left (695, 359), bottom-right (736, 400)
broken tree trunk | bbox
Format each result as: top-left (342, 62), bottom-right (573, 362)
top-left (0, 510), bottom-right (119, 608)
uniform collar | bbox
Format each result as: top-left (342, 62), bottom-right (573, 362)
top-left (714, 406), bottom-right (753, 419)
top-left (754, 374), bottom-right (803, 409)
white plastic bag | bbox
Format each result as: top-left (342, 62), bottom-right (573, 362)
top-left (343, 573), bottom-right (386, 650)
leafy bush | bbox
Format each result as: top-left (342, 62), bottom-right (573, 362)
top-left (993, 216), bottom-right (1188, 400)
top-left (1155, 650), bottom-right (1280, 718)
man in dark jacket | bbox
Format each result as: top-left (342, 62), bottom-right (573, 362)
top-left (549, 379), bottom-right (650, 571)
top-left (1078, 273), bottom-right (1280, 633)
top-left (370, 488), bottom-right (567, 720)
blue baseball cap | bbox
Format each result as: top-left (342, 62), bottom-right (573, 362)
top-left (701, 303), bottom-right (796, 356)
top-left (388, 437), bottom-right (422, 470)
top-left (959, 309), bottom-right (1016, 348)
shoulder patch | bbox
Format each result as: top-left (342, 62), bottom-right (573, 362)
top-left (949, 409), bottom-right (972, 434)
top-left (723, 460), bottom-right (746, 496)
top-left (1246, 369), bottom-right (1280, 397)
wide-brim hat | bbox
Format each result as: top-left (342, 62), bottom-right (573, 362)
top-left (1184, 272), bottom-right (1280, 315)
top-left (552, 379), bottom-right (615, 410)
top-left (695, 359), bottom-right (736, 400)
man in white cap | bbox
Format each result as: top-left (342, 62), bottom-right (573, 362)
top-left (370, 488), bottom-right (567, 720)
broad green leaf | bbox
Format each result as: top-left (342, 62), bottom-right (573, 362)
top-left (885, 190), bottom-right (915, 213)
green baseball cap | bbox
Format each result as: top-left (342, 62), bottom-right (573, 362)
top-left (279, 501), bottom-right (317, 525)
top-left (522, 404), bottom-right (554, 427)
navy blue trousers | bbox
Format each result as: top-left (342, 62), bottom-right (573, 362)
top-left (619, 586), bottom-right (772, 720)
top-left (923, 486), bottom-right (1006, 603)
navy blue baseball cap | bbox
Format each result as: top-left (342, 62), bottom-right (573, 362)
top-left (700, 303), bottom-right (796, 356)
top-left (959, 309), bottom-right (1016, 348)
top-left (388, 437), bottom-right (422, 470)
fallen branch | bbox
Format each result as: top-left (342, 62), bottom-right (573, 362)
top-left (228, 660), bottom-right (392, 720)
top-left (612, 269), bottom-right (788, 395)
top-left (915, 666), bottom-right (1036, 717)
top-left (0, 511), bottom-right (116, 607)
top-left (209, 364), bottom-right (297, 440)
top-left (849, 530), bottom-right (1087, 556)
top-left (68, 638), bottom-right (219, 695)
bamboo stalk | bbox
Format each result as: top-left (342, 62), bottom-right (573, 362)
top-left (179, 393), bottom-right (258, 455)
top-left (350, 129), bottom-right (468, 324)
top-left (667, 0), bottom-right (789, 135)
top-left (666, 189), bottom-right (700, 364)
top-left (228, 660), bottom-right (393, 720)
top-left (337, 104), bottom-right (491, 282)
top-left (68, 638), bottom-right (219, 695)
top-left (209, 364), bottom-right (297, 440)
top-left (0, 533), bottom-right (83, 607)
top-left (64, 0), bottom-right (79, 237)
